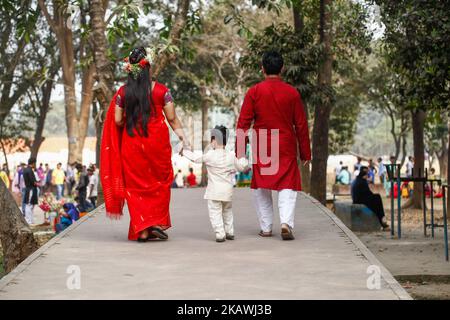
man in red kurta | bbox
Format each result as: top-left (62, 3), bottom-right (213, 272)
top-left (236, 51), bottom-right (311, 240)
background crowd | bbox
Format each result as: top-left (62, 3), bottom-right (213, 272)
top-left (0, 160), bottom-right (99, 229)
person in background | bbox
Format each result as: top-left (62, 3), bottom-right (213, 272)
top-left (34, 164), bottom-right (43, 198)
top-left (354, 157), bottom-right (363, 173)
top-left (1, 163), bottom-right (10, 189)
top-left (351, 166), bottom-right (390, 231)
top-left (87, 166), bottom-right (98, 208)
top-left (406, 156), bottom-right (414, 177)
top-left (66, 162), bottom-right (76, 196)
top-left (36, 163), bottom-right (45, 195)
top-left (44, 163), bottom-right (52, 193)
top-left (11, 165), bottom-right (22, 206)
top-left (75, 163), bottom-right (90, 212)
top-left (429, 167), bottom-right (437, 180)
top-left (17, 163), bottom-right (27, 214)
top-left (2, 163), bottom-right (10, 179)
top-left (186, 168), bottom-right (197, 187)
top-left (56, 203), bottom-right (80, 234)
top-left (367, 159), bottom-right (377, 185)
top-left (377, 157), bottom-right (386, 184)
top-left (174, 169), bottom-right (184, 188)
top-left (336, 166), bottom-right (351, 185)
top-left (335, 161), bottom-right (343, 183)
top-left (378, 157), bottom-right (390, 197)
top-left (23, 158), bottom-right (39, 225)
top-left (0, 164), bottom-right (10, 189)
top-left (52, 163), bottom-right (65, 200)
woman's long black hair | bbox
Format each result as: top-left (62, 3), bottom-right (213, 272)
top-left (124, 47), bottom-right (155, 137)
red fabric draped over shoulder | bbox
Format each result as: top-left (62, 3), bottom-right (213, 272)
top-left (100, 82), bottom-right (174, 240)
top-left (100, 91), bottom-right (125, 218)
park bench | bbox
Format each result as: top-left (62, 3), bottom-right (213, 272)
top-left (333, 199), bottom-right (381, 232)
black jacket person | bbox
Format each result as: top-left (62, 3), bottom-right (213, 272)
top-left (351, 166), bottom-right (389, 230)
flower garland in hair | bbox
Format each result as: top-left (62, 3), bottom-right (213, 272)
top-left (123, 56), bottom-right (150, 79)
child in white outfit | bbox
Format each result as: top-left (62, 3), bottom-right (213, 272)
top-left (183, 126), bottom-right (248, 242)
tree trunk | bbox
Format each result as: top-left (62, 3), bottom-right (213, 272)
top-left (437, 122), bottom-right (449, 179)
top-left (411, 109), bottom-right (426, 209)
top-left (293, 2), bottom-right (304, 32)
top-left (200, 87), bottom-right (209, 187)
top-left (310, 0), bottom-right (333, 205)
top-left (77, 64), bottom-right (96, 161)
top-left (0, 179), bottom-right (38, 273)
top-left (30, 74), bottom-right (54, 159)
top-left (89, 0), bottom-right (114, 206)
top-left (292, 1), bottom-right (310, 194)
top-left (447, 120), bottom-right (450, 218)
top-left (399, 133), bottom-right (407, 169)
top-left (38, 0), bottom-right (92, 164)
top-left (188, 113), bottom-right (194, 148)
top-left (300, 100), bottom-right (311, 194)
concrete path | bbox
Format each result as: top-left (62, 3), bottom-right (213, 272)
top-left (0, 188), bottom-right (410, 299)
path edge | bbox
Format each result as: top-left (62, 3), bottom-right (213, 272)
top-left (301, 192), bottom-right (412, 300)
top-left (0, 205), bottom-right (102, 291)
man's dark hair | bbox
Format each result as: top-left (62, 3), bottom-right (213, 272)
top-left (211, 125), bottom-right (228, 146)
top-left (358, 166), bottom-right (369, 178)
top-left (76, 163), bottom-right (83, 171)
top-left (28, 157), bottom-right (36, 165)
top-left (262, 51), bottom-right (283, 75)
top-left (189, 168), bottom-right (193, 173)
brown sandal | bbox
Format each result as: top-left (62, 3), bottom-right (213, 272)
top-left (258, 230), bottom-right (272, 237)
top-left (281, 224), bottom-right (295, 240)
top-left (150, 226), bottom-right (168, 240)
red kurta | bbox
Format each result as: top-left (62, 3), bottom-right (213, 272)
top-left (101, 82), bottom-right (173, 241)
top-left (236, 77), bottom-right (311, 191)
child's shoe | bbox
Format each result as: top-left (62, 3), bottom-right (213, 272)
top-left (216, 237), bottom-right (226, 243)
top-left (225, 234), bottom-right (234, 240)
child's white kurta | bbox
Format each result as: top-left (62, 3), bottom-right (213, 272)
top-left (183, 149), bottom-right (248, 239)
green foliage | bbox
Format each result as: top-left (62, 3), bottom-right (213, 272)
top-left (425, 110), bottom-right (448, 157)
top-left (374, 0), bottom-right (450, 111)
top-left (240, 23), bottom-right (320, 101)
top-left (239, 0), bottom-right (373, 154)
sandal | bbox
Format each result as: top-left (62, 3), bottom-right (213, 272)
top-left (281, 224), bottom-right (295, 240)
top-left (149, 226), bottom-right (168, 240)
top-left (258, 230), bottom-right (272, 237)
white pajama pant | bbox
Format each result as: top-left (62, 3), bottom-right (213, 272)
top-left (207, 200), bottom-right (234, 239)
top-left (252, 188), bottom-right (297, 232)
top-left (25, 204), bottom-right (34, 225)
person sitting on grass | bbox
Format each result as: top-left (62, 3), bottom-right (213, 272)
top-left (351, 166), bottom-right (390, 231)
top-left (55, 203), bottom-right (80, 234)
top-left (186, 168), bottom-right (197, 187)
top-left (336, 166), bottom-right (351, 185)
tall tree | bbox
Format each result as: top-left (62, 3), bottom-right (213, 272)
top-left (0, 0), bottom-right (38, 123)
top-left (38, 0), bottom-right (95, 163)
top-left (310, 0), bottom-right (333, 204)
top-left (375, 0), bottom-right (450, 209)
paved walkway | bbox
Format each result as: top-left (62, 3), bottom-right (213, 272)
top-left (0, 188), bottom-right (410, 299)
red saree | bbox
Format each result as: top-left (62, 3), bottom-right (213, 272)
top-left (100, 82), bottom-right (173, 240)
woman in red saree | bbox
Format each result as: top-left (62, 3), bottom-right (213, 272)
top-left (100, 47), bottom-right (188, 242)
